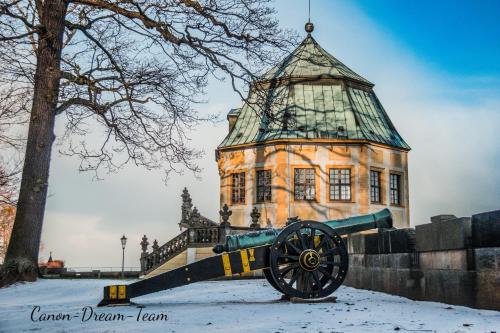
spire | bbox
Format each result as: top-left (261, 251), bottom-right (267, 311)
top-left (305, 0), bottom-right (314, 35)
top-left (308, 0), bottom-right (311, 22)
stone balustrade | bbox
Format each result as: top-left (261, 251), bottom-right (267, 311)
top-left (140, 189), bottom-right (265, 275)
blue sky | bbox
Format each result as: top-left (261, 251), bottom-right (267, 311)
top-left (41, 0), bottom-right (500, 267)
top-left (350, 0), bottom-right (500, 77)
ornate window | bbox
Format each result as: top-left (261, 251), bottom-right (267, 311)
top-left (294, 168), bottom-right (315, 200)
top-left (256, 170), bottom-right (272, 202)
top-left (390, 173), bottom-right (401, 205)
top-left (231, 172), bottom-right (245, 204)
top-left (370, 170), bottom-right (381, 203)
top-left (329, 168), bottom-right (351, 201)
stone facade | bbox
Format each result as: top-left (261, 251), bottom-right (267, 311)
top-left (216, 31), bottom-right (410, 228)
top-left (217, 142), bottom-right (409, 228)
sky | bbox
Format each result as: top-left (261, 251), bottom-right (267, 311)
top-left (39, 0), bottom-right (500, 268)
top-left (352, 0), bottom-right (500, 77)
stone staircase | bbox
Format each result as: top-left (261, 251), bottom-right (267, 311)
top-left (140, 227), bottom-right (221, 276)
top-left (139, 188), bottom-right (264, 277)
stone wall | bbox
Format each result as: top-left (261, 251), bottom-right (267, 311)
top-left (343, 209), bottom-right (500, 310)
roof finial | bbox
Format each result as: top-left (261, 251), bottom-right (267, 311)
top-left (305, 0), bottom-right (314, 34)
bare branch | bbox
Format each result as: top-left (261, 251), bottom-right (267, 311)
top-left (1, 0), bottom-right (297, 179)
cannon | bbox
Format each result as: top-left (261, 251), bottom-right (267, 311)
top-left (97, 209), bottom-right (392, 306)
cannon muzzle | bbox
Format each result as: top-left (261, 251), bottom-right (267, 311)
top-left (213, 208), bottom-right (392, 253)
top-left (323, 207), bottom-right (392, 234)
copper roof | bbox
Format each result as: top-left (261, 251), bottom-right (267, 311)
top-left (218, 35), bottom-right (410, 151)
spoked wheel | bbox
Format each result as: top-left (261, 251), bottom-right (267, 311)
top-left (263, 268), bottom-right (285, 294)
top-left (269, 220), bottom-right (348, 299)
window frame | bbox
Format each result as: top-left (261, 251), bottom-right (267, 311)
top-left (255, 169), bottom-right (272, 203)
top-left (231, 171), bottom-right (246, 205)
top-left (390, 172), bottom-right (403, 206)
top-left (370, 169), bottom-right (382, 204)
top-left (293, 167), bottom-right (317, 201)
top-left (329, 167), bottom-right (352, 202)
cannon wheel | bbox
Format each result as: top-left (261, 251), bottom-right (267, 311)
top-left (268, 220), bottom-right (348, 299)
top-left (263, 268), bottom-right (285, 294)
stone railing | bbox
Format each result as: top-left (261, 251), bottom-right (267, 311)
top-left (187, 227), bottom-right (220, 247)
top-left (141, 230), bottom-right (189, 274)
top-left (140, 188), bottom-right (268, 275)
top-left (140, 223), bottom-right (263, 275)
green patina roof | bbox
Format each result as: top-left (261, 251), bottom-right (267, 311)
top-left (262, 36), bottom-right (373, 85)
top-left (218, 35), bottom-right (410, 151)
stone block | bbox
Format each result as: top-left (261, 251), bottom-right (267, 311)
top-left (346, 232), bottom-right (380, 254)
top-left (345, 233), bottom-right (361, 254)
top-left (348, 253), bottom-right (363, 267)
top-left (344, 266), bottom-right (362, 287)
top-left (443, 271), bottom-right (475, 306)
top-left (438, 217), bottom-right (471, 250)
top-left (472, 209), bottom-right (500, 248)
top-left (364, 254), bottom-right (373, 267)
top-left (365, 234), bottom-right (381, 254)
top-left (361, 267), bottom-right (373, 289)
top-left (430, 214), bottom-right (456, 223)
top-left (395, 269), bottom-right (411, 298)
top-left (476, 271), bottom-right (500, 310)
top-left (474, 247), bottom-right (499, 271)
top-left (380, 254), bottom-right (390, 268)
top-left (419, 250), bottom-right (468, 270)
top-left (380, 228), bottom-right (415, 253)
top-left (379, 254), bottom-right (389, 268)
top-left (416, 222), bottom-right (438, 252)
top-left (371, 268), bottom-right (383, 291)
top-left (387, 253), bottom-right (412, 269)
top-left (423, 270), bottom-right (449, 301)
top-left (416, 218), bottom-right (471, 251)
top-left (406, 269), bottom-right (424, 300)
top-left (382, 269), bottom-right (392, 293)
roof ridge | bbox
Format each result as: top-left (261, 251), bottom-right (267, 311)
top-left (308, 37), bottom-right (373, 85)
top-left (261, 36), bottom-right (310, 80)
top-left (260, 35), bottom-right (372, 85)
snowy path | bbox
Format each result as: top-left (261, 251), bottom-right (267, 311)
top-left (0, 279), bottom-right (498, 333)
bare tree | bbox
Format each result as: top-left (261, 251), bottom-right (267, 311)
top-left (0, 0), bottom-right (296, 285)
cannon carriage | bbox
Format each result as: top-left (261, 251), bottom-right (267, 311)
top-left (98, 209), bottom-right (392, 306)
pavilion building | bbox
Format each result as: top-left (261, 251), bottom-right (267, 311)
top-left (216, 23), bottom-right (410, 229)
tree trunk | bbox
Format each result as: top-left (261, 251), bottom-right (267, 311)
top-left (1, 0), bottom-right (67, 286)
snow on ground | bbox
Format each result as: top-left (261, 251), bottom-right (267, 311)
top-left (0, 279), bottom-right (498, 333)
